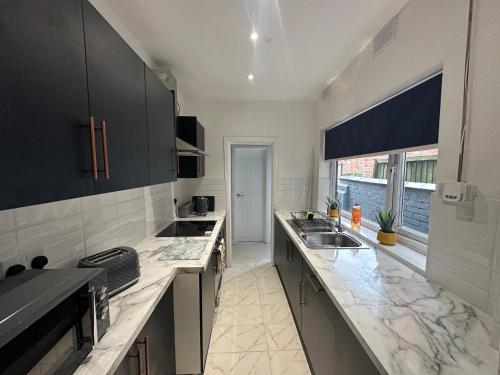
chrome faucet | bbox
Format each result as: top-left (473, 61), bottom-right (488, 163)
top-left (335, 204), bottom-right (344, 233)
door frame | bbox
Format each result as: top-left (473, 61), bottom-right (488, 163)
top-left (224, 136), bottom-right (278, 267)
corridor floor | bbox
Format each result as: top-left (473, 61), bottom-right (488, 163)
top-left (205, 242), bottom-right (311, 375)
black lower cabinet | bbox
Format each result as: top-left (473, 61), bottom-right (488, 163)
top-left (288, 244), bottom-right (303, 324)
top-left (274, 220), bottom-right (379, 375)
top-left (115, 285), bottom-right (175, 375)
top-left (301, 263), bottom-right (337, 375)
top-left (201, 250), bottom-right (217, 368)
top-left (274, 219), bottom-right (290, 292)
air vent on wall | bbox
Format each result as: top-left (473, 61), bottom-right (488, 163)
top-left (373, 15), bottom-right (398, 57)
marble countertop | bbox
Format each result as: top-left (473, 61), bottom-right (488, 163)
top-left (275, 210), bottom-right (498, 375)
top-left (74, 211), bottom-right (226, 375)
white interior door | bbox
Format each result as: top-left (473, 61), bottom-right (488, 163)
top-left (232, 146), bottom-right (268, 242)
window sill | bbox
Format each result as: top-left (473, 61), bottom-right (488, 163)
top-left (341, 220), bottom-right (427, 274)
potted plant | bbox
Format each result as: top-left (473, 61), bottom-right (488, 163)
top-left (375, 209), bottom-right (397, 245)
top-left (325, 196), bottom-right (339, 218)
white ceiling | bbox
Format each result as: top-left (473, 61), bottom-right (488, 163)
top-left (99, 0), bottom-right (409, 100)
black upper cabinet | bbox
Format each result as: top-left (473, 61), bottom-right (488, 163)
top-left (177, 156), bottom-right (205, 178)
top-left (145, 67), bottom-right (177, 184)
top-left (0, 0), bottom-right (94, 210)
top-left (83, 1), bottom-right (149, 193)
top-left (177, 116), bottom-right (205, 150)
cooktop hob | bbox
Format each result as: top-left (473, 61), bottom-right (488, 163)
top-left (156, 221), bottom-right (217, 237)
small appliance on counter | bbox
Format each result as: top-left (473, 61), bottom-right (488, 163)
top-left (193, 196), bottom-right (209, 215)
top-left (78, 246), bottom-right (140, 297)
top-left (177, 201), bottom-right (194, 218)
top-left (192, 195), bottom-right (214, 213)
top-left (0, 268), bottom-right (109, 375)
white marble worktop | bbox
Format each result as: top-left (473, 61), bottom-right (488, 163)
top-left (275, 210), bottom-right (498, 375)
top-left (74, 211), bottom-right (226, 375)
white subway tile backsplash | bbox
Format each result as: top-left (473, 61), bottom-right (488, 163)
top-left (116, 187), bottom-right (144, 202)
top-left (0, 209), bottom-right (15, 234)
top-left (117, 197), bottom-right (145, 217)
top-left (81, 192), bottom-right (116, 212)
top-left (15, 198), bottom-right (81, 228)
top-left (17, 215), bottom-right (83, 251)
top-left (0, 232), bottom-right (18, 260)
top-left (0, 182), bottom-right (176, 275)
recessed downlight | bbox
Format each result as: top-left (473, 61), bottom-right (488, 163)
top-left (250, 32), bottom-right (258, 41)
top-left (248, 74), bottom-right (254, 81)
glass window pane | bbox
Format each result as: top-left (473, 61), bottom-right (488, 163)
top-left (337, 155), bottom-right (388, 224)
top-left (401, 148), bottom-right (438, 235)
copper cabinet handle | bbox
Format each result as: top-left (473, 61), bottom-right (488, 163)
top-left (136, 336), bottom-right (150, 375)
top-left (100, 121), bottom-right (110, 179)
top-left (89, 116), bottom-right (98, 180)
top-left (127, 336), bottom-right (149, 375)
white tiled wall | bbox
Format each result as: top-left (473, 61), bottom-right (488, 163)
top-left (276, 177), bottom-right (312, 211)
top-left (427, 196), bottom-right (500, 316)
top-left (0, 183), bottom-right (174, 278)
top-left (174, 177), bottom-right (312, 212)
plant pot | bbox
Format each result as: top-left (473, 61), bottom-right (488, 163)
top-left (377, 231), bottom-right (397, 245)
top-left (328, 208), bottom-right (339, 218)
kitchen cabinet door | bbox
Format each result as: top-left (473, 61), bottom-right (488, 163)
top-left (274, 220), bottom-right (289, 290)
top-left (289, 244), bottom-right (303, 325)
top-left (201, 250), bottom-right (216, 371)
top-left (83, 1), bottom-right (149, 193)
top-left (145, 67), bottom-right (177, 184)
top-left (301, 263), bottom-right (337, 375)
top-left (0, 0), bottom-right (94, 210)
top-left (177, 155), bottom-right (205, 178)
top-left (115, 285), bottom-right (176, 375)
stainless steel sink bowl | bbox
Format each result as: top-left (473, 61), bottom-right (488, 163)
top-left (300, 232), bottom-right (368, 249)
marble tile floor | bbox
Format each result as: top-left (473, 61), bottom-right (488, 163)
top-left (205, 242), bottom-right (311, 375)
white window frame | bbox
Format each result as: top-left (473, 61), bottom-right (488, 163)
top-left (332, 148), bottom-right (436, 253)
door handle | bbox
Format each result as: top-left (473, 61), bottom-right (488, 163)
top-left (236, 193), bottom-right (244, 197)
top-left (305, 273), bottom-right (323, 294)
top-left (286, 240), bottom-right (292, 262)
top-left (100, 121), bottom-right (110, 179)
top-left (136, 336), bottom-right (150, 375)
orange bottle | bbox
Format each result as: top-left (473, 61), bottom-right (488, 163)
top-left (351, 203), bottom-right (361, 228)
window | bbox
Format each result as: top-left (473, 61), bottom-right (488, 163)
top-left (400, 148), bottom-right (438, 236)
top-left (331, 147), bottom-right (438, 250)
top-left (336, 155), bottom-right (389, 227)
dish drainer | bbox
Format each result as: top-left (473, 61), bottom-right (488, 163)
top-left (290, 211), bottom-right (334, 233)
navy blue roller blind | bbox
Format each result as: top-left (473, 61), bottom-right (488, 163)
top-left (324, 73), bottom-right (442, 160)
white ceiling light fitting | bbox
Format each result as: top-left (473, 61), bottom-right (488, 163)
top-left (248, 74), bottom-right (254, 81)
top-left (250, 32), bottom-right (258, 41)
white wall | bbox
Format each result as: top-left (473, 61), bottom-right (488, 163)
top-left (313, 0), bottom-right (500, 316)
top-left (178, 99), bottom-right (316, 211)
top-left (88, 0), bottom-right (155, 67)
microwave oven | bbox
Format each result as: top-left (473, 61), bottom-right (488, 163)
top-left (0, 268), bottom-right (110, 374)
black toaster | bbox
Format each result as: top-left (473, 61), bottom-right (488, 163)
top-left (78, 247), bottom-right (140, 297)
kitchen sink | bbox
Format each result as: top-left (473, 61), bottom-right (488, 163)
top-left (300, 232), bottom-right (369, 249)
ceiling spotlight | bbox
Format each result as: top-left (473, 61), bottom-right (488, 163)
top-left (248, 74), bottom-right (254, 81)
top-left (250, 32), bottom-right (259, 41)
